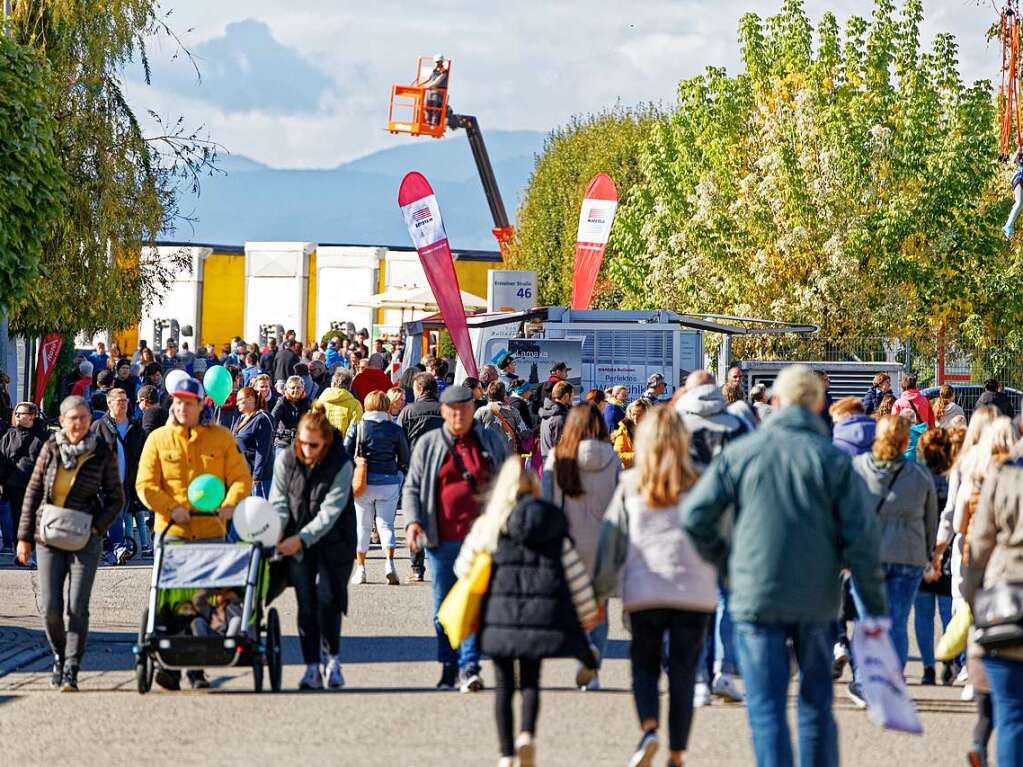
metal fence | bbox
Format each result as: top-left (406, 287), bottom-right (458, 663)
top-left (732, 335), bottom-right (1023, 390)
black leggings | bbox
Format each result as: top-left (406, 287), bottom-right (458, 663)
top-left (630, 609), bottom-right (709, 753)
top-left (492, 657), bottom-right (542, 758)
top-left (287, 543), bottom-right (352, 664)
top-left (973, 691), bottom-right (994, 750)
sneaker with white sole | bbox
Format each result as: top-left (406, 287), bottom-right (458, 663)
top-left (956, 665), bottom-right (969, 685)
top-left (515, 732), bottom-right (536, 767)
top-left (299, 665), bottom-right (323, 690)
top-left (628, 729), bottom-right (659, 767)
top-left (693, 681), bottom-right (712, 707)
top-left (961, 683), bottom-right (975, 702)
top-left (459, 665), bottom-right (484, 693)
top-left (385, 559), bottom-right (399, 585)
top-left (832, 642), bottom-right (850, 680)
top-left (349, 565), bottom-right (367, 585)
top-left (325, 656), bottom-right (345, 689)
top-left (847, 681), bottom-right (867, 709)
top-left (712, 672), bottom-right (744, 703)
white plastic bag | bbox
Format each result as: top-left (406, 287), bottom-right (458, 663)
top-left (851, 618), bottom-right (924, 734)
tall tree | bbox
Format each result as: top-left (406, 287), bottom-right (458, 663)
top-left (507, 106), bottom-right (662, 307)
top-left (612, 0), bottom-right (1019, 345)
top-left (6, 0), bottom-right (218, 338)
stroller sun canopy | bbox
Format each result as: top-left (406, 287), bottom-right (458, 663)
top-left (158, 544), bottom-right (254, 589)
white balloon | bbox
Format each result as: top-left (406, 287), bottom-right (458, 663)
top-left (233, 496), bottom-right (282, 547)
top-left (164, 369), bottom-right (190, 395)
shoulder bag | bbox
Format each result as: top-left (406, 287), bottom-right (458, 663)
top-left (352, 420), bottom-right (368, 498)
top-left (973, 582), bottom-right (1023, 650)
top-left (39, 503), bottom-right (93, 551)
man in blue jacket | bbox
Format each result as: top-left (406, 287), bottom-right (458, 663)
top-left (683, 365), bottom-right (886, 767)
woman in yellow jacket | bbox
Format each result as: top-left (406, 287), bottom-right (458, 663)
top-left (611, 399), bottom-right (650, 469)
top-left (136, 377), bottom-right (252, 543)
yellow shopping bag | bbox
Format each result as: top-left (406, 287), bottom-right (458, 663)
top-left (936, 603), bottom-right (973, 661)
top-left (437, 550), bottom-right (492, 647)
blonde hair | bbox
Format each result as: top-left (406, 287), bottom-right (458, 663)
top-left (873, 415), bottom-right (910, 461)
top-left (829, 396), bottom-right (864, 422)
top-left (474, 458), bottom-right (539, 551)
top-left (934, 384), bottom-right (955, 421)
top-left (952, 406), bottom-right (998, 472)
top-left (971, 417), bottom-right (1017, 483)
top-left (635, 406), bottom-right (699, 507)
top-left (774, 365), bottom-right (824, 410)
top-left (363, 390), bottom-right (389, 412)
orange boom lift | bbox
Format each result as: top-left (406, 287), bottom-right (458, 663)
top-left (387, 56), bottom-right (514, 258)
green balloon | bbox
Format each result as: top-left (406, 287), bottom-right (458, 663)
top-left (188, 473), bottom-right (225, 512)
top-left (203, 365), bottom-right (233, 406)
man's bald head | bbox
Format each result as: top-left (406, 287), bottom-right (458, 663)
top-left (685, 370), bottom-right (716, 389)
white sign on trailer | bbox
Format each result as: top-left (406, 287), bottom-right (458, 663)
top-left (487, 270), bottom-right (537, 313)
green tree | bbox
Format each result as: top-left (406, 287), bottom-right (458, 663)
top-left (6, 1), bottom-right (218, 338)
top-left (606, 0), bottom-right (1020, 347)
top-left (0, 34), bottom-right (64, 308)
top-left (508, 106), bottom-right (662, 307)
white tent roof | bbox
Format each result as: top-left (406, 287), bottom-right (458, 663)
top-left (350, 284), bottom-right (487, 312)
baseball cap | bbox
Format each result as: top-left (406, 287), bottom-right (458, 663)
top-left (550, 361), bottom-right (570, 374)
top-left (440, 385), bottom-right (474, 405)
top-left (512, 382), bottom-right (538, 396)
top-left (647, 373), bottom-right (666, 387)
top-left (169, 376), bottom-right (204, 401)
top-left (491, 349), bottom-right (515, 369)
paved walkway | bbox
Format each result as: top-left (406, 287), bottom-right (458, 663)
top-left (0, 549), bottom-right (981, 766)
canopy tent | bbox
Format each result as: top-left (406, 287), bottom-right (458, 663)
top-left (350, 284), bottom-right (487, 313)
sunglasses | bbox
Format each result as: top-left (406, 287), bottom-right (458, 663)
top-left (298, 439), bottom-right (323, 449)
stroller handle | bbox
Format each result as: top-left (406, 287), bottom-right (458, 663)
top-left (156, 509), bottom-right (226, 546)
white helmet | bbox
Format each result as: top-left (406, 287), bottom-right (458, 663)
top-left (432, 53), bottom-right (444, 63)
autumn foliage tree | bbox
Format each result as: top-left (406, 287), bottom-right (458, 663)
top-left (516, 0), bottom-right (1022, 350)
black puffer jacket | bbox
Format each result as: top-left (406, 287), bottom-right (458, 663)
top-left (478, 497), bottom-right (589, 660)
top-left (0, 423), bottom-right (49, 489)
top-left (271, 396), bottom-right (310, 448)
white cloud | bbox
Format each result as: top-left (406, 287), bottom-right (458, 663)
top-left (129, 0), bottom-right (998, 168)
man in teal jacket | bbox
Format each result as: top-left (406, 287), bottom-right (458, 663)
top-left (683, 364), bottom-right (886, 767)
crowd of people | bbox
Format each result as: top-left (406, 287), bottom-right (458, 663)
top-left (4, 332), bottom-right (1023, 767)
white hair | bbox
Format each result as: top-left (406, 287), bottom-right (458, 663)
top-left (773, 365), bottom-right (824, 410)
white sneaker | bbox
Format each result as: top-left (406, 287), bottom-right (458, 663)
top-left (961, 684), bottom-right (975, 702)
top-left (515, 732), bottom-right (535, 767)
top-left (693, 681), bottom-right (712, 707)
top-left (832, 642), bottom-right (850, 679)
top-left (385, 558), bottom-right (399, 586)
top-left (298, 665), bottom-right (323, 690)
top-left (956, 665), bottom-right (969, 685)
top-left (325, 656), bottom-right (345, 689)
top-left (583, 675), bottom-right (601, 691)
top-left (712, 672), bottom-right (745, 703)
top-left (350, 565), bottom-right (367, 585)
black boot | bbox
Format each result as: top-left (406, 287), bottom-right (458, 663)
top-left (50, 659), bottom-right (64, 689)
top-left (60, 665), bottom-right (79, 692)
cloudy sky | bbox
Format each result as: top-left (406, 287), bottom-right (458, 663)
top-left (124, 0), bottom-right (997, 169)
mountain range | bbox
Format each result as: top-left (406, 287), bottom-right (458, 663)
top-left (170, 130), bottom-right (547, 250)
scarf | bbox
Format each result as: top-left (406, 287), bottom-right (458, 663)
top-left (54, 431), bottom-right (98, 470)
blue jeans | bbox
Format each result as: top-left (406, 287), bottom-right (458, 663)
top-left (696, 579), bottom-right (738, 682)
top-left (851, 563), bottom-right (924, 674)
top-left (104, 509), bottom-right (126, 553)
top-left (425, 541), bottom-right (479, 670)
top-left (983, 656), bottom-right (1023, 766)
top-left (0, 499), bottom-right (14, 550)
top-left (913, 591), bottom-right (952, 669)
top-left (122, 506), bottom-right (151, 551)
top-left (251, 480), bottom-right (269, 499)
top-left (734, 621), bottom-right (838, 767)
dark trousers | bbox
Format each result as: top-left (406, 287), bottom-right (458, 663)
top-left (288, 543), bottom-right (352, 664)
top-left (36, 536), bottom-right (102, 666)
top-left (630, 608), bottom-right (710, 753)
top-left (493, 657), bottom-right (542, 758)
top-left (3, 485), bottom-right (26, 549)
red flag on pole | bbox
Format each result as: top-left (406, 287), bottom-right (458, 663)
top-left (398, 172), bottom-right (479, 378)
top-left (571, 173), bottom-right (619, 310)
top-left (34, 333), bottom-right (63, 406)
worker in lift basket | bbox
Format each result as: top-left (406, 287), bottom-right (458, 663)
top-left (423, 54), bottom-right (448, 126)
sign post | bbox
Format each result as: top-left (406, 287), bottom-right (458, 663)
top-left (487, 270), bottom-right (537, 313)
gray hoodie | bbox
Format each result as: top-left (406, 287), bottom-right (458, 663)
top-left (852, 453), bottom-right (937, 567)
top-left (541, 438), bottom-right (621, 576)
top-left (674, 384), bottom-right (750, 467)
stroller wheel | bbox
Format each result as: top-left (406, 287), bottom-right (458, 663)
top-left (136, 608), bottom-right (153, 694)
top-left (123, 537), bottom-right (138, 561)
top-left (266, 608), bottom-right (282, 692)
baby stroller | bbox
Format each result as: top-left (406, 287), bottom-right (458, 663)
top-left (133, 512), bottom-right (283, 693)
